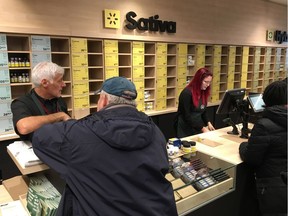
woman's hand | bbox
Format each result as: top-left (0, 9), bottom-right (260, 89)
top-left (201, 127), bottom-right (210, 133)
top-left (207, 122), bottom-right (215, 131)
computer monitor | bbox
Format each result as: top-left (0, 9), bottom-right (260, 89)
top-left (216, 88), bottom-right (246, 115)
top-left (247, 93), bottom-right (265, 113)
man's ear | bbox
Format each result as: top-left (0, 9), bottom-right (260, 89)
top-left (97, 94), bottom-right (108, 111)
top-left (102, 94), bottom-right (108, 107)
top-left (41, 79), bottom-right (49, 87)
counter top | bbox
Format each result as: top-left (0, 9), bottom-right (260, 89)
top-left (181, 124), bottom-right (251, 165)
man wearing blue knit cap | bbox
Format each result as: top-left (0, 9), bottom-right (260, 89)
top-left (32, 76), bottom-right (178, 216)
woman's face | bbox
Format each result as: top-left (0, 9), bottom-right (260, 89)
top-left (201, 75), bottom-right (212, 90)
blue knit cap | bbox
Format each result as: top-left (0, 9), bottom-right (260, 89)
top-left (95, 77), bottom-right (137, 100)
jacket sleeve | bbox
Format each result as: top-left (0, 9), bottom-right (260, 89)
top-left (32, 120), bottom-right (76, 176)
top-left (239, 122), bottom-right (270, 167)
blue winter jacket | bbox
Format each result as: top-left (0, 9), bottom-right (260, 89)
top-left (32, 104), bottom-right (178, 216)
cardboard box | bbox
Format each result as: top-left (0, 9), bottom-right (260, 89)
top-left (2, 175), bottom-right (29, 200)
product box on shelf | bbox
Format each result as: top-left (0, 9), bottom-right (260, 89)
top-left (2, 175), bottom-right (29, 201)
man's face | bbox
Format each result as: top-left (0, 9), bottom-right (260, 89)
top-left (46, 73), bottom-right (66, 98)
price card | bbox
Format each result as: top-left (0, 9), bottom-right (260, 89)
top-left (178, 44), bottom-right (187, 55)
top-left (156, 98), bottom-right (167, 111)
top-left (156, 43), bottom-right (167, 55)
top-left (133, 42), bottom-right (144, 54)
top-left (132, 67), bottom-right (144, 78)
top-left (0, 85), bottom-right (11, 101)
top-left (0, 69), bottom-right (10, 84)
top-left (72, 67), bottom-right (89, 81)
top-left (156, 88), bottom-right (167, 98)
top-left (71, 38), bottom-right (88, 53)
top-left (31, 53), bottom-right (51, 67)
top-left (156, 77), bottom-right (167, 88)
top-left (177, 56), bottom-right (187, 66)
top-left (0, 101), bottom-right (12, 117)
top-left (104, 40), bottom-right (118, 53)
top-left (105, 54), bottom-right (118, 67)
top-left (133, 78), bottom-right (144, 90)
top-left (31, 35), bottom-right (51, 51)
top-left (0, 117), bottom-right (14, 133)
top-left (105, 67), bottom-right (119, 79)
top-left (177, 66), bottom-right (187, 77)
top-left (73, 82), bottom-right (89, 95)
top-left (72, 53), bottom-right (88, 67)
top-left (73, 95), bottom-right (89, 109)
top-left (156, 65), bottom-right (167, 77)
top-left (157, 55), bottom-right (167, 66)
top-left (0, 52), bottom-right (9, 67)
top-left (0, 34), bottom-right (7, 51)
top-left (133, 54), bottom-right (144, 66)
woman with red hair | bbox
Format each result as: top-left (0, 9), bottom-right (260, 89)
top-left (176, 67), bottom-right (215, 138)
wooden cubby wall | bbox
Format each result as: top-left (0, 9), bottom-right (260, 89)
top-left (1, 33), bottom-right (288, 133)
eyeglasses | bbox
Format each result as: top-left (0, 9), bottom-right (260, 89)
top-left (203, 80), bottom-right (212, 85)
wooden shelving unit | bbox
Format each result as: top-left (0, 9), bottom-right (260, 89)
top-left (87, 39), bottom-right (104, 114)
top-left (51, 36), bottom-right (73, 117)
top-left (1, 32), bottom-right (287, 137)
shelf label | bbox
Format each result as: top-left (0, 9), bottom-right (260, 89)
top-left (133, 78), bottom-right (144, 90)
top-left (105, 67), bottom-right (119, 79)
top-left (31, 53), bottom-right (52, 67)
top-left (71, 38), bottom-right (88, 53)
top-left (177, 77), bottom-right (187, 88)
top-left (177, 56), bottom-right (187, 66)
top-left (156, 55), bottom-right (167, 66)
top-left (132, 42), bottom-right (144, 54)
top-left (71, 53), bottom-right (88, 67)
top-left (73, 95), bottom-right (89, 109)
top-left (0, 101), bottom-right (12, 117)
top-left (72, 67), bottom-right (89, 81)
top-left (156, 43), bottom-right (167, 55)
top-left (0, 34), bottom-right (7, 51)
top-left (104, 54), bottom-right (118, 67)
top-left (156, 65), bottom-right (167, 77)
top-left (177, 66), bottom-right (186, 77)
top-left (31, 35), bottom-right (51, 52)
top-left (0, 52), bottom-right (9, 67)
top-left (132, 54), bottom-right (144, 66)
top-left (156, 77), bottom-right (167, 88)
top-left (0, 69), bottom-right (10, 84)
top-left (104, 40), bottom-right (118, 53)
top-left (155, 98), bottom-right (167, 111)
top-left (0, 85), bottom-right (11, 101)
top-left (73, 82), bottom-right (89, 95)
top-left (132, 67), bottom-right (144, 78)
top-left (0, 117), bottom-right (14, 133)
top-left (178, 44), bottom-right (187, 55)
top-left (196, 45), bottom-right (205, 54)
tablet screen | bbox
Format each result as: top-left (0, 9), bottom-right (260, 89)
top-left (247, 94), bottom-right (265, 113)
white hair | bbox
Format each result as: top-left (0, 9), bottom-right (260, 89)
top-left (31, 61), bottom-right (64, 87)
top-left (102, 90), bottom-right (137, 107)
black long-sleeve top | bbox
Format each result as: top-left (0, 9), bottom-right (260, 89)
top-left (176, 87), bottom-right (209, 138)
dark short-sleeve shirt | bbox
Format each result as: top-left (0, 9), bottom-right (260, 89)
top-left (11, 89), bottom-right (68, 141)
